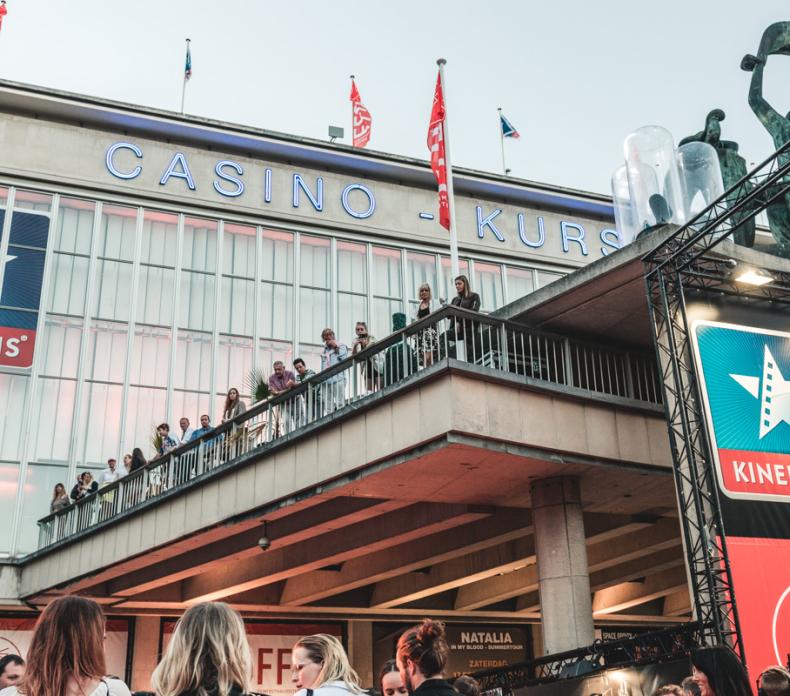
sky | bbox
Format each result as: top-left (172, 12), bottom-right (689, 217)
top-left (0, 1), bottom-right (789, 195)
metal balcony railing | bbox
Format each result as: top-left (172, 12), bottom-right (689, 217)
top-left (36, 306), bottom-right (662, 550)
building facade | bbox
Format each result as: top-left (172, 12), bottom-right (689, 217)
top-left (0, 81), bottom-right (618, 558)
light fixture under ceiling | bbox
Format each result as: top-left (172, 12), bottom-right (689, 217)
top-left (734, 269), bottom-right (773, 287)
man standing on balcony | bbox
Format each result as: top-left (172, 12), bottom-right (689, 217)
top-left (320, 328), bottom-right (349, 414)
top-left (157, 423), bottom-right (179, 456)
top-left (294, 358), bottom-right (319, 425)
top-left (176, 417), bottom-right (194, 444)
top-left (97, 458), bottom-right (120, 487)
top-left (189, 414), bottom-right (212, 441)
top-left (268, 360), bottom-right (297, 435)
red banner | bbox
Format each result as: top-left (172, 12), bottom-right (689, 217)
top-left (349, 80), bottom-right (371, 149)
top-left (718, 449), bottom-right (790, 499)
top-left (0, 326), bottom-right (36, 368)
top-left (427, 71), bottom-right (450, 230)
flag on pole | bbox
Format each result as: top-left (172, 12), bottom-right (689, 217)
top-left (184, 40), bottom-right (192, 80)
top-left (427, 72), bottom-right (450, 230)
top-left (500, 111), bottom-right (520, 138)
top-left (349, 79), bottom-right (372, 148)
top-left (0, 2), bottom-right (8, 33)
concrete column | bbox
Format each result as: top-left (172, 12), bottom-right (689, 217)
top-left (347, 620), bottom-right (374, 689)
top-left (531, 476), bottom-right (594, 654)
top-left (130, 615), bottom-right (160, 692)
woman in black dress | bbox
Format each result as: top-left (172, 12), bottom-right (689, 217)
top-left (413, 283), bottom-right (440, 366)
top-left (449, 275), bottom-right (481, 359)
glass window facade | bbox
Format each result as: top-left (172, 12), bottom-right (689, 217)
top-left (0, 185), bottom-right (567, 556)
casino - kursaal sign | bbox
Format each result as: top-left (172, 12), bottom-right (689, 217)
top-left (691, 320), bottom-right (790, 502)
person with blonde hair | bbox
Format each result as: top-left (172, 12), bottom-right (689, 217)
top-left (0, 595), bottom-right (131, 696)
top-left (291, 634), bottom-right (363, 696)
top-left (150, 602), bottom-right (252, 696)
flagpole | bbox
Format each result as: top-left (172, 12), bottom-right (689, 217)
top-left (497, 107), bottom-right (507, 176)
top-left (437, 58), bottom-right (459, 281)
top-left (180, 38), bottom-right (190, 115)
top-left (349, 74), bottom-right (355, 145)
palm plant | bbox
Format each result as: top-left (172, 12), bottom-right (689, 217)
top-left (247, 368), bottom-right (271, 404)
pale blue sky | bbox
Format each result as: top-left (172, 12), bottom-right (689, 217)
top-left (0, 1), bottom-right (789, 194)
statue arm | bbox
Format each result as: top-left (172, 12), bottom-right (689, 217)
top-left (748, 61), bottom-right (782, 129)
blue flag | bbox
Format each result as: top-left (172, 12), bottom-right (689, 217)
top-left (500, 112), bottom-right (520, 138)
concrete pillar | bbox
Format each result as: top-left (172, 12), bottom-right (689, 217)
top-left (531, 476), bottom-right (595, 654)
top-left (347, 620), bottom-right (374, 689)
top-left (130, 615), bottom-right (160, 692)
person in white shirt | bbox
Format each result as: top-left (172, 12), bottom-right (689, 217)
top-left (291, 633), bottom-right (364, 696)
top-left (176, 416), bottom-right (194, 444)
top-left (97, 458), bottom-right (120, 487)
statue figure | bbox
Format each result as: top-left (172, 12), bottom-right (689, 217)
top-left (741, 21), bottom-right (790, 256)
top-left (679, 110), bottom-right (755, 246)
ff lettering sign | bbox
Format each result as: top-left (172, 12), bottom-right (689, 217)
top-left (105, 142), bottom-right (621, 258)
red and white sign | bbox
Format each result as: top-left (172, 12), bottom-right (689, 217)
top-left (0, 327), bottom-right (35, 368)
top-left (0, 616), bottom-right (130, 678)
top-left (162, 620), bottom-right (342, 696)
top-left (427, 71), bottom-right (450, 231)
top-left (718, 449), bottom-right (790, 498)
top-left (727, 537), bottom-right (790, 681)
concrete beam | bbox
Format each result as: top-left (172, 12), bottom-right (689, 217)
top-left (592, 566), bottom-right (688, 615)
top-left (104, 497), bottom-right (404, 597)
top-left (663, 588), bottom-right (692, 616)
top-left (453, 515), bottom-right (661, 611)
top-left (180, 503), bottom-right (490, 602)
top-left (281, 510), bottom-right (533, 606)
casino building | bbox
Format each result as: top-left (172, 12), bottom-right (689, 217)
top-left (0, 79), bottom-right (735, 692)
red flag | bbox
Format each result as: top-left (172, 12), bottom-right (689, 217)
top-left (427, 72), bottom-right (450, 230)
top-left (349, 79), bottom-right (372, 148)
top-left (0, 2), bottom-right (7, 32)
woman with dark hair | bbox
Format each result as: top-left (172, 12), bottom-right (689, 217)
top-left (50, 483), bottom-right (69, 513)
top-left (395, 619), bottom-right (455, 696)
top-left (130, 448), bottom-right (147, 473)
top-left (449, 275), bottom-right (481, 361)
top-left (689, 646), bottom-right (752, 696)
top-left (222, 387), bottom-right (247, 423)
top-left (379, 659), bottom-right (407, 696)
top-left (2, 595), bottom-right (131, 696)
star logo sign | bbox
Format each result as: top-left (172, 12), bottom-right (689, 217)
top-left (730, 345), bottom-right (790, 438)
top-left (1, 252), bottom-right (16, 265)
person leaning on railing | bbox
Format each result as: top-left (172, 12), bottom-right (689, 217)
top-left (449, 275), bottom-right (481, 361)
top-left (412, 283), bottom-right (441, 367)
top-left (49, 483), bottom-right (69, 514)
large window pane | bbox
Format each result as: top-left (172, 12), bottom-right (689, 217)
top-left (141, 211), bottom-right (178, 267)
top-left (217, 335), bottom-right (253, 403)
top-left (299, 288), bottom-right (330, 344)
top-left (258, 340), bottom-right (293, 379)
top-left (337, 241), bottom-right (366, 293)
top-left (179, 271), bottom-right (215, 332)
top-left (0, 463), bottom-right (19, 555)
top-left (474, 262), bottom-right (504, 311)
top-left (300, 235), bottom-right (330, 287)
top-left (406, 252), bottom-right (438, 303)
top-left (130, 326), bottom-right (172, 387)
top-left (260, 282), bottom-right (293, 341)
top-left (56, 198), bottom-right (95, 254)
top-left (47, 254), bottom-right (89, 316)
top-left (123, 386), bottom-right (166, 459)
top-left (174, 330), bottom-right (212, 392)
top-left (31, 378), bottom-right (76, 462)
top-left (98, 205), bottom-right (137, 261)
top-left (506, 266), bottom-right (535, 303)
top-left (372, 246), bottom-right (402, 298)
top-left (223, 223), bottom-right (256, 277)
top-left (371, 298), bottom-right (403, 339)
top-left (439, 256), bottom-right (470, 303)
top-left (261, 230), bottom-right (293, 283)
top-left (80, 382), bottom-right (123, 465)
top-left (137, 265), bottom-right (175, 326)
top-left (17, 463), bottom-right (69, 554)
top-left (84, 321), bottom-right (128, 383)
top-left (172, 391), bottom-right (211, 429)
top-left (40, 317), bottom-right (83, 378)
top-left (14, 190), bottom-right (51, 213)
top-left (537, 270), bottom-right (564, 288)
top-left (0, 374), bottom-right (28, 460)
top-left (182, 218), bottom-right (217, 273)
top-left (93, 259), bottom-right (133, 321)
top-left (338, 293), bottom-right (368, 340)
top-left (219, 276), bottom-right (254, 336)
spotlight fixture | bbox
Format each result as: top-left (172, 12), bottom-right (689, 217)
top-left (735, 269), bottom-right (773, 286)
top-left (258, 521), bottom-right (271, 551)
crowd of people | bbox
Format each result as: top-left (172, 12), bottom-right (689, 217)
top-left (46, 277), bottom-right (484, 518)
top-left (0, 598), bottom-right (788, 696)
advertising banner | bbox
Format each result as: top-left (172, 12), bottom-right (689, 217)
top-left (689, 318), bottom-right (790, 676)
top-left (161, 620), bottom-right (342, 696)
top-left (0, 615), bottom-right (131, 680)
top-left (445, 626), bottom-right (528, 676)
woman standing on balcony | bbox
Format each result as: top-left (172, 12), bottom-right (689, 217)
top-left (291, 634), bottom-right (364, 696)
top-left (222, 387), bottom-right (247, 423)
top-left (413, 283), bottom-right (440, 366)
top-left (50, 483), bottom-right (69, 513)
top-left (151, 602), bottom-right (253, 696)
top-left (450, 275), bottom-right (481, 361)
top-left (2, 595), bottom-right (131, 696)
